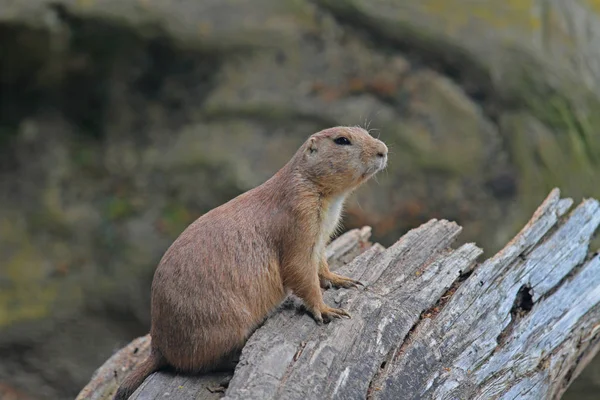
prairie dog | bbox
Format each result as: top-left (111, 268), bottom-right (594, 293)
top-left (114, 126), bottom-right (388, 399)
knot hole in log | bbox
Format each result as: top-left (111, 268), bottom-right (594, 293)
top-left (497, 284), bottom-right (534, 347)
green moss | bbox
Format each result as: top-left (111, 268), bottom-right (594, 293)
top-left (72, 145), bottom-right (98, 170)
top-left (0, 286), bottom-right (57, 328)
top-left (0, 218), bottom-right (83, 328)
top-left (492, 53), bottom-right (599, 220)
top-left (521, 84), bottom-right (598, 166)
top-left (534, 103), bottom-right (597, 176)
top-left (502, 109), bottom-right (599, 225)
top-left (105, 196), bottom-right (136, 221)
top-left (582, 0), bottom-right (600, 14)
top-left (28, 210), bottom-right (72, 239)
top-left (418, 0), bottom-right (539, 32)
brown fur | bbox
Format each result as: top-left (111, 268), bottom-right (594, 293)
top-left (113, 126), bottom-right (388, 399)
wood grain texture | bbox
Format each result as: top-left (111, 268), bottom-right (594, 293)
top-left (76, 226), bottom-right (374, 400)
top-left (224, 219), bottom-right (481, 400)
top-left (78, 189), bottom-right (600, 400)
top-left (376, 191), bottom-right (600, 400)
top-left (76, 336), bottom-right (151, 400)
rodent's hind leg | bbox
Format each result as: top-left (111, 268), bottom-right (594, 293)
top-left (209, 347), bottom-right (242, 372)
top-left (318, 257), bottom-right (364, 289)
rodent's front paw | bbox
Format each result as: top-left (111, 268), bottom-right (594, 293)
top-left (321, 306), bottom-right (351, 323)
top-left (319, 276), bottom-right (333, 289)
top-left (309, 309), bottom-right (324, 325)
top-left (326, 273), bottom-right (364, 290)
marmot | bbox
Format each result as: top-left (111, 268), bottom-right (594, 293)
top-left (114, 126), bottom-right (388, 399)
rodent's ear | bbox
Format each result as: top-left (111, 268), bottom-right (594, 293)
top-left (306, 137), bottom-right (318, 155)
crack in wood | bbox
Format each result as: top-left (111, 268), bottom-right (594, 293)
top-left (77, 189), bottom-right (600, 400)
top-left (496, 283), bottom-right (535, 347)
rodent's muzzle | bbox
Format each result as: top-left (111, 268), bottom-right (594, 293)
top-left (374, 140), bottom-right (388, 170)
top-left (362, 140), bottom-right (388, 177)
top-left (377, 154), bottom-right (388, 171)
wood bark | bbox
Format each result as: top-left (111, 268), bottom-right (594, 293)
top-left (77, 189), bottom-right (600, 400)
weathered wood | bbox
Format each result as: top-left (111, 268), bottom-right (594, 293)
top-left (76, 226), bottom-right (374, 400)
top-left (376, 192), bottom-right (600, 400)
top-left (77, 336), bottom-right (151, 400)
top-left (78, 189), bottom-right (600, 400)
top-left (223, 219), bottom-right (482, 400)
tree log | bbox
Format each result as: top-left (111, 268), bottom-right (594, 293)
top-left (77, 188), bottom-right (600, 400)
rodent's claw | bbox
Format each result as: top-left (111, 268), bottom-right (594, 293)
top-left (327, 273), bottom-right (364, 290)
top-left (311, 310), bottom-right (324, 325)
top-left (321, 306), bottom-right (352, 323)
top-left (319, 277), bottom-right (333, 289)
top-left (346, 279), bottom-right (365, 289)
top-left (309, 305), bottom-right (351, 325)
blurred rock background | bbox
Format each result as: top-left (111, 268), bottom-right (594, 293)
top-left (0, 0), bottom-right (598, 399)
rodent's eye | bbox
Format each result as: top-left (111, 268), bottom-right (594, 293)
top-left (333, 137), bottom-right (351, 145)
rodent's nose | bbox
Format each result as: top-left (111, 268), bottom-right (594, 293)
top-left (376, 143), bottom-right (388, 158)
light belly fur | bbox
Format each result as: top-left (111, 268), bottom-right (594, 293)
top-left (314, 192), bottom-right (348, 263)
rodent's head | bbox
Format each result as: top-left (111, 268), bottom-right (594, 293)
top-left (298, 126), bottom-right (388, 195)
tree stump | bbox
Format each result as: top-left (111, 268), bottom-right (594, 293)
top-left (77, 188), bottom-right (600, 400)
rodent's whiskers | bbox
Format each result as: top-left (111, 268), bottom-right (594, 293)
top-left (358, 111), bottom-right (365, 130)
top-left (381, 156), bottom-right (390, 180)
top-left (368, 128), bottom-right (381, 139)
top-left (357, 110), bottom-right (372, 132)
top-left (361, 111), bottom-right (370, 131)
top-left (366, 109), bottom-right (384, 134)
top-left (354, 196), bottom-right (364, 212)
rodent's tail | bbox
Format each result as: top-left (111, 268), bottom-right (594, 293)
top-left (113, 349), bottom-right (166, 400)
